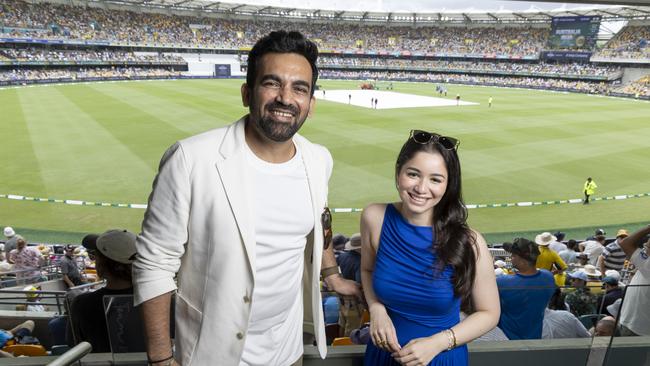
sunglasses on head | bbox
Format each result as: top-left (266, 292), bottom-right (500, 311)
top-left (410, 130), bottom-right (459, 151)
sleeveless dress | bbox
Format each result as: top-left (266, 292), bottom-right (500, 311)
top-left (364, 204), bottom-right (468, 366)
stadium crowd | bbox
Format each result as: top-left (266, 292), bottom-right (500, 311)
top-left (319, 69), bottom-right (615, 94)
top-left (0, 47), bottom-right (184, 63)
top-left (0, 67), bottom-right (181, 83)
top-left (318, 57), bottom-right (621, 78)
top-left (596, 25), bottom-right (650, 60)
top-left (1, 0), bottom-right (547, 56)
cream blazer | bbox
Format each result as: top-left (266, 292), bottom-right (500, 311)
top-left (133, 117), bottom-right (331, 365)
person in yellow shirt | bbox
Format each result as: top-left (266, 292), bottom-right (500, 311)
top-left (583, 177), bottom-right (597, 204)
top-left (535, 232), bottom-right (568, 286)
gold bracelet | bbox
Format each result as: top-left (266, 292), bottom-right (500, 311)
top-left (321, 266), bottom-right (340, 278)
top-left (447, 328), bottom-right (457, 350)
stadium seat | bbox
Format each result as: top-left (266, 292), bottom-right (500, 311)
top-left (2, 344), bottom-right (47, 356)
top-left (332, 337), bottom-right (354, 346)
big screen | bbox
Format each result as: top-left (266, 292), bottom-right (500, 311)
top-left (548, 16), bottom-right (601, 49)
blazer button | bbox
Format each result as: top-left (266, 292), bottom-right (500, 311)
top-left (236, 332), bottom-right (244, 340)
top-left (243, 295), bottom-right (250, 303)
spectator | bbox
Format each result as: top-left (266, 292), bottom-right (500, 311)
top-left (8, 235), bottom-right (43, 285)
top-left (542, 289), bottom-right (590, 339)
top-left (598, 229), bottom-right (629, 275)
top-left (60, 245), bottom-right (84, 288)
top-left (23, 285), bottom-right (46, 312)
top-left (548, 232), bottom-right (567, 253)
top-left (565, 270), bottom-right (598, 317)
top-left (594, 317), bottom-right (618, 337)
top-left (597, 276), bottom-right (623, 316)
top-left (497, 238), bottom-right (556, 340)
top-left (336, 233), bottom-right (361, 283)
top-left (535, 232), bottom-right (568, 274)
top-left (618, 224), bottom-right (650, 336)
top-left (0, 320), bottom-right (37, 358)
top-left (70, 230), bottom-right (136, 353)
top-left (559, 239), bottom-right (579, 266)
top-left (3, 227), bottom-right (20, 254)
top-left (580, 235), bottom-right (606, 266)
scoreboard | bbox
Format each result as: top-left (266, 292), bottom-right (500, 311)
top-left (548, 16), bottom-right (601, 49)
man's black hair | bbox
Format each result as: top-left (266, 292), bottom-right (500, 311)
top-left (246, 30), bottom-right (319, 95)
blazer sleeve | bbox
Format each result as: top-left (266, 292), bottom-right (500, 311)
top-left (133, 142), bottom-right (191, 306)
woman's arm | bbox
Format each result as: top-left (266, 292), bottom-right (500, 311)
top-left (361, 203), bottom-right (401, 353)
top-left (451, 231), bottom-right (501, 345)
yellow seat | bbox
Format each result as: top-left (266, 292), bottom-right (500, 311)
top-left (332, 337), bottom-right (353, 346)
top-left (2, 344), bottom-right (47, 356)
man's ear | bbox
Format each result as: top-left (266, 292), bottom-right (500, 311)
top-left (241, 83), bottom-right (250, 107)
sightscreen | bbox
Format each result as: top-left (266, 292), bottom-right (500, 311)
top-left (548, 16), bottom-right (601, 49)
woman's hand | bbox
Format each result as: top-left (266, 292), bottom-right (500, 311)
top-left (369, 303), bottom-right (401, 353)
top-left (392, 332), bottom-right (447, 366)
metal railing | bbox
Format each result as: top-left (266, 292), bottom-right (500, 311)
top-left (46, 341), bottom-right (92, 366)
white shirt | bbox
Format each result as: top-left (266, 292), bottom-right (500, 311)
top-left (619, 248), bottom-right (650, 336)
top-left (240, 143), bottom-right (313, 366)
top-left (549, 241), bottom-right (567, 254)
top-left (581, 241), bottom-right (604, 266)
top-left (542, 308), bottom-right (591, 339)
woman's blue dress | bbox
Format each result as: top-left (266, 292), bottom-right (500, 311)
top-left (364, 204), bottom-right (468, 366)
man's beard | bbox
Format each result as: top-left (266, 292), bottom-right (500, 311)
top-left (255, 102), bottom-right (307, 142)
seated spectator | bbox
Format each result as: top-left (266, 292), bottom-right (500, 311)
top-left (597, 276), bottom-right (623, 316)
top-left (535, 232), bottom-right (568, 273)
top-left (69, 230), bottom-right (136, 353)
top-left (559, 239), bottom-right (579, 266)
top-left (60, 245), bottom-right (84, 288)
top-left (618, 224), bottom-right (650, 336)
top-left (0, 320), bottom-right (37, 358)
top-left (565, 270), bottom-right (598, 317)
top-left (3, 227), bottom-right (19, 254)
top-left (549, 232), bottom-right (567, 253)
top-left (331, 233), bottom-right (348, 253)
top-left (580, 235), bottom-right (606, 266)
top-left (598, 229), bottom-right (629, 275)
top-left (594, 317), bottom-right (618, 337)
top-left (543, 289), bottom-right (590, 339)
top-left (497, 238), bottom-right (556, 340)
top-left (336, 233), bottom-right (361, 283)
top-left (23, 285), bottom-right (47, 312)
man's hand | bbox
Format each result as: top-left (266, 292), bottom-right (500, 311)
top-left (324, 274), bottom-right (362, 299)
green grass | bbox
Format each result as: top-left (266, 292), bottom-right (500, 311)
top-left (2, 79), bottom-right (650, 244)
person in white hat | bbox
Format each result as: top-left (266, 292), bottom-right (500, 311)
top-left (534, 232), bottom-right (567, 274)
top-left (69, 230), bottom-right (138, 353)
top-left (3, 227), bottom-right (18, 254)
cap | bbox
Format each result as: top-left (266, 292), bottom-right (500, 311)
top-left (569, 271), bottom-right (588, 282)
top-left (616, 229), bottom-right (629, 238)
top-left (602, 276), bottom-right (619, 286)
top-left (503, 238), bottom-right (540, 262)
top-left (23, 285), bottom-right (40, 299)
top-left (65, 245), bottom-right (75, 251)
top-left (494, 260), bottom-right (507, 268)
top-left (595, 229), bottom-right (606, 236)
top-left (3, 227), bottom-right (15, 237)
top-left (604, 270), bottom-right (621, 281)
top-left (83, 229), bottom-right (137, 264)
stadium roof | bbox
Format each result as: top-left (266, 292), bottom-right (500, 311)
top-left (96, 0), bottom-right (650, 23)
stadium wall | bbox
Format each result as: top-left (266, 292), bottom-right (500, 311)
top-left (178, 53), bottom-right (243, 77)
top-left (622, 67), bottom-right (650, 84)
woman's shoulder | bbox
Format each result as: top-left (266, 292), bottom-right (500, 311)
top-left (361, 203), bottom-right (392, 227)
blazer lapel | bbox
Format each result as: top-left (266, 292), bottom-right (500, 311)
top-left (214, 118), bottom-right (256, 277)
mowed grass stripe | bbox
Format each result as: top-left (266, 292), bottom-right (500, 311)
top-left (121, 80), bottom-right (244, 127)
top-left (92, 82), bottom-right (231, 136)
top-left (16, 86), bottom-right (153, 201)
top-left (2, 89), bottom-right (47, 195)
top-left (58, 84), bottom-right (187, 168)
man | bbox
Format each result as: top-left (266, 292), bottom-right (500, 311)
top-left (134, 31), bottom-right (358, 366)
top-left (597, 276), bottom-right (623, 316)
top-left (336, 233), bottom-right (361, 283)
top-left (488, 96), bottom-right (493, 107)
top-left (598, 229), bottom-right (629, 275)
top-left (618, 224), bottom-right (650, 336)
top-left (565, 271), bottom-right (597, 317)
top-left (3, 227), bottom-right (18, 254)
top-left (534, 232), bottom-right (567, 274)
top-left (580, 235), bottom-right (606, 266)
top-left (583, 177), bottom-right (597, 204)
top-left (543, 288), bottom-right (590, 339)
top-left (8, 235), bottom-right (42, 285)
top-left (497, 238), bottom-right (556, 340)
top-left (60, 245), bottom-right (84, 288)
top-left (0, 320), bottom-right (36, 358)
top-left (559, 239), bottom-right (579, 266)
top-left (548, 232), bottom-right (567, 253)
top-left (70, 230), bottom-right (137, 353)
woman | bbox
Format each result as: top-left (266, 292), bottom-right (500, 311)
top-left (361, 130), bottom-right (500, 365)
